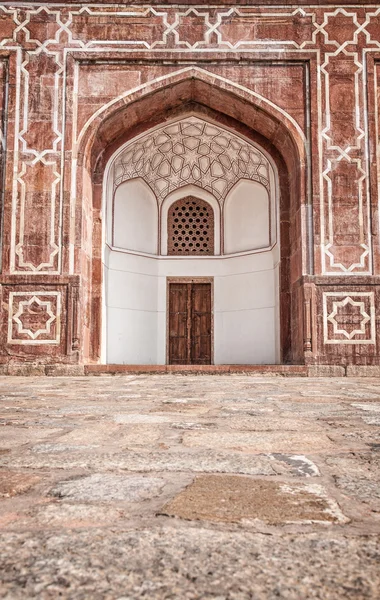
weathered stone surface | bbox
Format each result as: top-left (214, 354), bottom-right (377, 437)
top-left (269, 454), bottom-right (321, 477)
top-left (326, 452), bottom-right (380, 480)
top-left (56, 423), bottom-right (162, 448)
top-left (347, 366), bottom-right (380, 377)
top-left (362, 417), bottom-right (380, 426)
top-left (307, 366), bottom-right (346, 377)
top-left (32, 443), bottom-right (99, 453)
top-left (0, 427), bottom-right (63, 449)
top-left (46, 503), bottom-right (126, 527)
top-left (160, 475), bottom-right (348, 525)
top-left (352, 403), bottom-right (380, 413)
top-left (226, 417), bottom-right (324, 431)
top-left (50, 474), bottom-right (165, 502)
top-left (0, 470), bottom-right (40, 498)
top-left (335, 477), bottom-right (380, 511)
top-left (0, 450), bottom-right (299, 477)
top-left (1, 528), bottom-right (379, 600)
top-left (183, 431), bottom-right (336, 453)
top-left (151, 403), bottom-right (211, 415)
top-left (114, 414), bottom-right (174, 424)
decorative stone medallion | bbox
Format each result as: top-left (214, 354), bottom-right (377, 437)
top-left (7, 291), bottom-right (61, 345)
top-left (323, 292), bottom-right (376, 345)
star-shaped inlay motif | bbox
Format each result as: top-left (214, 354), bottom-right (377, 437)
top-left (327, 297), bottom-right (370, 339)
top-left (13, 296), bottom-right (56, 340)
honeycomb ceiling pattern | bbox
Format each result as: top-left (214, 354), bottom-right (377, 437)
top-left (113, 117), bottom-right (270, 203)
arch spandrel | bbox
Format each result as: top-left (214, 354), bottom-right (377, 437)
top-left (77, 67), bottom-right (306, 185)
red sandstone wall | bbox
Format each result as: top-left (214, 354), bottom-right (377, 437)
top-left (0, 2), bottom-right (379, 367)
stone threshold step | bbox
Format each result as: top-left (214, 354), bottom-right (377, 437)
top-left (3, 364), bottom-right (378, 377)
top-left (84, 364), bottom-right (309, 376)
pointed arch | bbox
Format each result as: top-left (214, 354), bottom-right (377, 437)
top-left (72, 66), bottom-right (308, 365)
top-left (76, 67), bottom-right (307, 168)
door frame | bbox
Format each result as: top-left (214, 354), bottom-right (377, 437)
top-left (166, 277), bottom-right (214, 365)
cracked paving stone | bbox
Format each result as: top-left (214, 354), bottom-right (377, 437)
top-left (326, 452), bottom-right (380, 479)
top-left (159, 475), bottom-right (348, 525)
top-left (171, 422), bottom-right (217, 430)
top-left (49, 474), bottom-right (165, 502)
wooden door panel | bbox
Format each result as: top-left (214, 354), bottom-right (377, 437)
top-left (192, 284), bottom-right (211, 312)
top-left (169, 283), bottom-right (190, 364)
top-left (170, 337), bottom-right (188, 364)
top-left (169, 282), bottom-right (212, 365)
top-left (191, 284), bottom-right (211, 365)
top-left (169, 312), bottom-right (187, 338)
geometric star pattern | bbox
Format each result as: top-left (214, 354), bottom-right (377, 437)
top-left (113, 117), bottom-right (270, 203)
top-left (323, 292), bottom-right (376, 345)
top-left (7, 292), bottom-right (61, 345)
top-left (327, 296), bottom-right (370, 340)
top-left (13, 296), bottom-right (56, 340)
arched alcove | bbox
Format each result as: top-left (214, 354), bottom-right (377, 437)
top-left (72, 69), bottom-right (307, 364)
top-left (224, 180), bottom-right (271, 254)
top-left (102, 115), bottom-right (281, 365)
top-left (112, 178), bottom-right (158, 254)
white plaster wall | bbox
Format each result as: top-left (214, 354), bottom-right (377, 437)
top-left (105, 251), bottom-right (159, 364)
top-left (113, 179), bottom-right (158, 254)
top-left (224, 180), bottom-right (270, 254)
top-left (214, 254), bottom-right (279, 365)
top-left (104, 248), bottom-right (280, 365)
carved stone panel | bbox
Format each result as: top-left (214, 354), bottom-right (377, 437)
top-left (7, 291), bottom-right (61, 345)
top-left (323, 292), bottom-right (376, 345)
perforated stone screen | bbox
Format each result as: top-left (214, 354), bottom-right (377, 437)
top-left (168, 197), bottom-right (214, 256)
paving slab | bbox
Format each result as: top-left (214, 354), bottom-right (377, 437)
top-left (182, 430), bottom-right (337, 453)
top-left (0, 470), bottom-right (41, 498)
top-left (0, 448), bottom-right (299, 476)
top-left (160, 475), bottom-right (349, 524)
top-left (50, 474), bottom-right (166, 502)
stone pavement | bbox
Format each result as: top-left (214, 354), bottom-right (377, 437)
top-left (0, 375), bottom-right (379, 599)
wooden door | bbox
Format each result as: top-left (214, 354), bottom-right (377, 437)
top-left (168, 282), bottom-right (212, 365)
